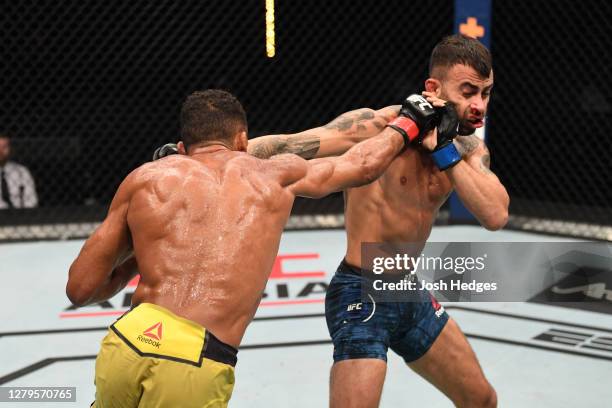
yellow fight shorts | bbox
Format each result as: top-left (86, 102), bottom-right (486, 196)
top-left (92, 303), bottom-right (237, 408)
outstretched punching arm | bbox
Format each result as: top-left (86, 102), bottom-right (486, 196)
top-left (151, 106), bottom-right (400, 161)
top-left (247, 106), bottom-right (400, 159)
top-left (271, 95), bottom-right (440, 198)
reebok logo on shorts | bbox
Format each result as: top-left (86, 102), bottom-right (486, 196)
top-left (137, 322), bottom-right (163, 348)
top-left (143, 322), bottom-right (163, 340)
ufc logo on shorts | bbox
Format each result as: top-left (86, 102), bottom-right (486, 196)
top-left (347, 303), bottom-right (362, 311)
top-left (408, 95), bottom-right (433, 111)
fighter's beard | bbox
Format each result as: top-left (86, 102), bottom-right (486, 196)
top-left (457, 120), bottom-right (476, 136)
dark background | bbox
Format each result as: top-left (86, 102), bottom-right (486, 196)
top-left (1, 0), bottom-right (610, 228)
top-left (489, 0), bottom-right (612, 224)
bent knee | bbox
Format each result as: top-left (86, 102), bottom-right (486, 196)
top-left (458, 382), bottom-right (497, 408)
top-left (480, 385), bottom-right (498, 408)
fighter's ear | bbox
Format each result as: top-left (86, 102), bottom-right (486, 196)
top-left (177, 141), bottom-right (187, 155)
top-left (425, 78), bottom-right (442, 96)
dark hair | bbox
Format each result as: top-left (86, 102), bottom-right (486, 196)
top-left (429, 34), bottom-right (492, 79)
top-left (180, 89), bottom-right (247, 148)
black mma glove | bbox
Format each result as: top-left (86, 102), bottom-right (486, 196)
top-left (152, 143), bottom-right (178, 161)
top-left (431, 103), bottom-right (461, 171)
top-left (386, 94), bottom-right (438, 148)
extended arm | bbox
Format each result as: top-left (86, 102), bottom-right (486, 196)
top-left (66, 171), bottom-right (139, 306)
top-left (287, 126), bottom-right (406, 198)
top-left (447, 136), bottom-right (509, 230)
top-left (282, 95), bottom-right (440, 197)
top-left (248, 106), bottom-right (400, 159)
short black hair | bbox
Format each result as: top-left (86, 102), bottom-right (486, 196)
top-left (429, 34), bottom-right (492, 79)
top-left (180, 89), bottom-right (247, 149)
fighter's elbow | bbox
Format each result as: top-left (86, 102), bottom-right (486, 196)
top-left (66, 284), bottom-right (89, 307)
top-left (481, 208), bottom-right (508, 231)
top-left (66, 267), bottom-right (92, 307)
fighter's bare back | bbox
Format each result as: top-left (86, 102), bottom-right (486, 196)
top-left (121, 151), bottom-right (301, 347)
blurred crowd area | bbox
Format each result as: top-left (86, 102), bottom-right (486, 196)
top-left (1, 1), bottom-right (610, 240)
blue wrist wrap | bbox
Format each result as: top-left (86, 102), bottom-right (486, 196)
top-left (431, 143), bottom-right (461, 170)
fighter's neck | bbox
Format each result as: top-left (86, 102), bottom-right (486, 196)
top-left (189, 142), bottom-right (234, 156)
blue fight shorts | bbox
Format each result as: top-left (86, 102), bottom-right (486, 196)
top-left (325, 260), bottom-right (449, 363)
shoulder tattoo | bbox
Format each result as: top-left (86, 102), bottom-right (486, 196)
top-left (454, 135), bottom-right (481, 157)
top-left (479, 152), bottom-right (494, 175)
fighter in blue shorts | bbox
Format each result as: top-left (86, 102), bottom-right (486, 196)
top-left (325, 35), bottom-right (508, 408)
top-left (252, 35), bottom-right (508, 407)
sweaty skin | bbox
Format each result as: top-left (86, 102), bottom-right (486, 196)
top-left (125, 153), bottom-right (297, 348)
top-left (345, 65), bottom-right (508, 266)
top-left (248, 106), bottom-right (400, 159)
top-left (344, 146), bottom-right (451, 264)
top-left (245, 63), bottom-right (507, 408)
top-left (243, 87), bottom-right (507, 265)
top-left (67, 126), bottom-right (407, 348)
top-left (333, 64), bottom-right (507, 408)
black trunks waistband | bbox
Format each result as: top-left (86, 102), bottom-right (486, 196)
top-left (338, 259), bottom-right (416, 282)
top-left (113, 303), bottom-right (238, 368)
top-left (338, 259), bottom-right (363, 276)
top-left (204, 331), bottom-right (238, 367)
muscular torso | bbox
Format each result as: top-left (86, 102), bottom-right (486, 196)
top-left (126, 153), bottom-right (295, 347)
top-left (344, 147), bottom-right (453, 266)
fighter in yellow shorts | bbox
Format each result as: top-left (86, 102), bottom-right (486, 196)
top-left (66, 89), bottom-right (439, 407)
top-left (93, 303), bottom-right (236, 407)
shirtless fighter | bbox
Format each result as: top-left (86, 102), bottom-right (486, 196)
top-left (66, 89), bottom-right (447, 407)
top-left (247, 35), bottom-right (509, 407)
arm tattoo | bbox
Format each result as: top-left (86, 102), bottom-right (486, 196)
top-left (479, 153), bottom-right (494, 175)
top-left (324, 114), bottom-right (355, 131)
top-left (453, 135), bottom-right (481, 157)
top-left (453, 135), bottom-right (494, 175)
top-left (323, 109), bottom-right (375, 132)
top-left (359, 110), bottom-right (375, 121)
top-left (250, 134), bottom-right (321, 159)
top-left (373, 120), bottom-right (386, 131)
top-left (250, 108), bottom-right (383, 159)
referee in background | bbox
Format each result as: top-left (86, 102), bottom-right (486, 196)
top-left (0, 133), bottom-right (38, 209)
